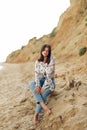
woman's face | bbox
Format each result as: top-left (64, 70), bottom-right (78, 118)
top-left (42, 47), bottom-right (49, 57)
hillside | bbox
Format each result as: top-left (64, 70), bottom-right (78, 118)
top-left (0, 0), bottom-right (87, 130)
top-left (6, 0), bottom-right (87, 63)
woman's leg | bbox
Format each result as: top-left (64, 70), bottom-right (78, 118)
top-left (33, 112), bottom-right (39, 125)
top-left (29, 81), bottom-right (50, 125)
top-left (41, 88), bottom-right (52, 102)
top-left (29, 81), bottom-right (43, 125)
top-left (29, 81), bottom-right (52, 111)
top-left (29, 81), bottom-right (44, 103)
top-left (29, 80), bottom-right (52, 124)
top-left (29, 78), bottom-right (45, 113)
top-left (40, 101), bottom-right (51, 115)
top-left (41, 88), bottom-right (52, 114)
top-left (35, 88), bottom-right (52, 114)
top-left (29, 81), bottom-right (43, 113)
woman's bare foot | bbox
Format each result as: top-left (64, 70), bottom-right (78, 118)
top-left (46, 109), bottom-right (52, 115)
top-left (34, 113), bottom-right (39, 125)
top-left (40, 101), bottom-right (52, 116)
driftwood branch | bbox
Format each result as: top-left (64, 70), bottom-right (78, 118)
top-left (65, 71), bottom-right (81, 90)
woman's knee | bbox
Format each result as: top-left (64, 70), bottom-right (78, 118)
top-left (29, 81), bottom-right (36, 90)
top-left (42, 89), bottom-right (52, 101)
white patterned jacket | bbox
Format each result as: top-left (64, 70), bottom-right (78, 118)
top-left (35, 55), bottom-right (55, 91)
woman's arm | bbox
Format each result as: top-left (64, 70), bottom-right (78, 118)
top-left (42, 56), bottom-right (55, 91)
top-left (35, 61), bottom-right (40, 87)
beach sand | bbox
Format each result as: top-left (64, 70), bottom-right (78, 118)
top-left (0, 58), bottom-right (87, 130)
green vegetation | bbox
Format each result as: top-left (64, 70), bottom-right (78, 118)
top-left (32, 51), bottom-right (36, 54)
top-left (50, 27), bottom-right (56, 37)
top-left (85, 18), bottom-right (87, 21)
top-left (61, 46), bottom-right (66, 50)
top-left (10, 52), bottom-right (15, 57)
top-left (78, 32), bottom-right (81, 35)
top-left (57, 41), bottom-right (61, 44)
top-left (85, 18), bottom-right (87, 26)
top-left (76, 20), bottom-right (79, 23)
top-left (21, 46), bottom-right (25, 49)
top-left (85, 6), bottom-right (87, 10)
top-left (85, 23), bottom-right (87, 26)
top-left (79, 47), bottom-right (87, 56)
top-left (79, 10), bottom-right (84, 14)
top-left (33, 42), bottom-right (36, 44)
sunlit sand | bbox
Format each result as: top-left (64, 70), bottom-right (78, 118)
top-left (0, 66), bottom-right (3, 70)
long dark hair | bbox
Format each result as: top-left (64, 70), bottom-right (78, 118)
top-left (38, 44), bottom-right (51, 64)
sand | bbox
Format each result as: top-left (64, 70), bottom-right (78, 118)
top-left (0, 58), bottom-right (87, 130)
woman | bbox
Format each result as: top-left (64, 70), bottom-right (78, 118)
top-left (29, 44), bottom-right (56, 125)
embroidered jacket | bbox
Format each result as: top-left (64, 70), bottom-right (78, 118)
top-left (35, 55), bottom-right (55, 91)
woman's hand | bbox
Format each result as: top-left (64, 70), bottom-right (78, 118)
top-left (34, 86), bottom-right (41, 93)
top-left (40, 88), bottom-right (45, 94)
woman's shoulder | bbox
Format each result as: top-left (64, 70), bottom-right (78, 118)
top-left (35, 60), bottom-right (40, 65)
top-left (50, 55), bottom-right (56, 61)
top-left (35, 60), bottom-right (39, 63)
top-left (35, 60), bottom-right (40, 68)
top-left (49, 55), bottom-right (55, 65)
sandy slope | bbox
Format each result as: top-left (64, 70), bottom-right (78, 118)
top-left (0, 56), bottom-right (87, 130)
top-left (0, 62), bottom-right (35, 130)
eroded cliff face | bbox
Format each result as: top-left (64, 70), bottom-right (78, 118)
top-left (6, 0), bottom-right (87, 63)
top-left (6, 35), bottom-right (50, 63)
top-left (70, 0), bottom-right (87, 6)
top-left (5, 1), bottom-right (87, 63)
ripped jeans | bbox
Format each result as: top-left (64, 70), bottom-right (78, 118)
top-left (29, 77), bottom-right (55, 113)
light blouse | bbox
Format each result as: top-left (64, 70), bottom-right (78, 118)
top-left (35, 55), bottom-right (55, 91)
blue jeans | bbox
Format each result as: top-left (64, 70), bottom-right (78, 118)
top-left (29, 77), bottom-right (55, 113)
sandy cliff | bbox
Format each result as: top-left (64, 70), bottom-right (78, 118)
top-left (6, 0), bottom-right (87, 63)
top-left (0, 0), bottom-right (87, 130)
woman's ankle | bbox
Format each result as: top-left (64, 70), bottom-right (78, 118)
top-left (46, 109), bottom-right (52, 115)
top-left (40, 101), bottom-right (51, 114)
top-left (34, 112), bottom-right (39, 125)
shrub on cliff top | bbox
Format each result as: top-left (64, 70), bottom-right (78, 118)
top-left (50, 27), bottom-right (56, 37)
top-left (79, 47), bottom-right (87, 56)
